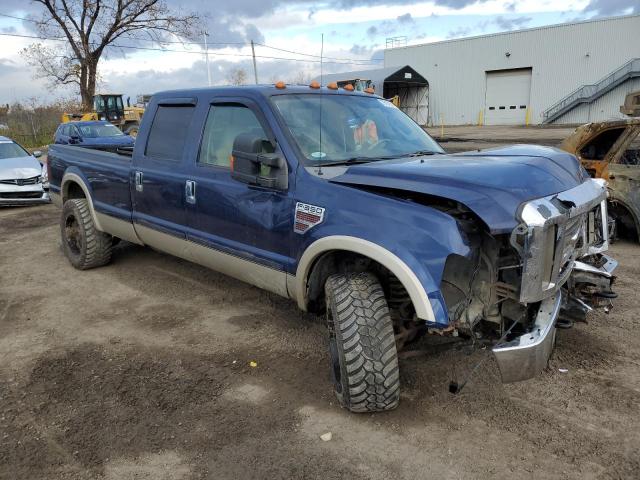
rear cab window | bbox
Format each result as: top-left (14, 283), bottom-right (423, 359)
top-left (145, 105), bottom-right (195, 161)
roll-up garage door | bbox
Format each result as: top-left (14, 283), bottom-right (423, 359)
top-left (484, 68), bottom-right (532, 125)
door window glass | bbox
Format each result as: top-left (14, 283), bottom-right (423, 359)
top-left (145, 105), bottom-right (195, 161)
top-left (106, 96), bottom-right (117, 110)
top-left (620, 131), bottom-right (640, 166)
top-left (199, 104), bottom-right (268, 168)
top-left (579, 128), bottom-right (625, 161)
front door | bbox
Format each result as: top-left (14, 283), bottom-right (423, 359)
top-left (184, 98), bottom-right (295, 296)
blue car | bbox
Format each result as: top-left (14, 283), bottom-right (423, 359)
top-left (53, 121), bottom-right (135, 150)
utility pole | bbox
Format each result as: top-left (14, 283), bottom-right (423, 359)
top-left (251, 40), bottom-right (258, 84)
top-left (203, 32), bottom-right (212, 86)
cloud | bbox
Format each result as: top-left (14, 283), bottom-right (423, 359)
top-left (446, 25), bottom-right (474, 38)
top-left (494, 15), bottom-right (531, 30)
top-left (366, 25), bottom-right (378, 37)
top-left (350, 44), bottom-right (373, 55)
top-left (447, 14), bottom-right (531, 38)
top-left (584, 0), bottom-right (640, 15)
top-left (397, 13), bottom-right (414, 24)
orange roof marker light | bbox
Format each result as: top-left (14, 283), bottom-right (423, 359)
top-left (343, 84), bottom-right (355, 91)
top-left (275, 81), bottom-right (286, 89)
top-left (364, 87), bottom-right (375, 94)
top-left (327, 82), bottom-right (338, 90)
top-left (309, 81), bottom-right (320, 89)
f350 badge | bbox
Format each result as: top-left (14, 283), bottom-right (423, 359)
top-left (294, 202), bottom-right (325, 234)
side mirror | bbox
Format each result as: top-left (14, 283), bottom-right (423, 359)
top-left (231, 133), bottom-right (287, 190)
top-left (33, 150), bottom-right (42, 158)
top-left (69, 135), bottom-right (81, 144)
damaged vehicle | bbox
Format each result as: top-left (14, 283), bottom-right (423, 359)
top-left (0, 136), bottom-right (49, 206)
top-left (47, 85), bottom-right (616, 412)
top-left (560, 118), bottom-right (640, 242)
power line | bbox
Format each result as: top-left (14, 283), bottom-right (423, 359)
top-left (0, 11), bottom-right (382, 64)
top-left (257, 43), bottom-right (379, 63)
top-left (0, 31), bottom-right (380, 65)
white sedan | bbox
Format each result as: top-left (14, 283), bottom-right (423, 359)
top-left (0, 136), bottom-right (50, 206)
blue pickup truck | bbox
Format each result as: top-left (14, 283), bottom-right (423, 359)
top-left (48, 84), bottom-right (617, 413)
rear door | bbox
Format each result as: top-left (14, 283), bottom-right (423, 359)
top-left (183, 97), bottom-right (295, 296)
top-left (132, 99), bottom-right (197, 245)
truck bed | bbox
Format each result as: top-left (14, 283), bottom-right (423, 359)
top-left (49, 144), bottom-right (133, 220)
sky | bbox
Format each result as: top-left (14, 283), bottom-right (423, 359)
top-left (0, 0), bottom-right (638, 104)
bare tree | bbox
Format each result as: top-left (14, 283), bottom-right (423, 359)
top-left (22, 0), bottom-right (200, 110)
top-left (226, 67), bottom-right (247, 86)
top-left (288, 71), bottom-right (312, 85)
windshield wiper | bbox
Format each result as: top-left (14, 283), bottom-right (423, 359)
top-left (407, 150), bottom-right (439, 157)
top-left (314, 156), bottom-right (384, 167)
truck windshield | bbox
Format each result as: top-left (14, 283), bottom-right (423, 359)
top-left (0, 141), bottom-right (30, 159)
top-left (78, 124), bottom-right (124, 138)
top-left (271, 94), bottom-right (443, 165)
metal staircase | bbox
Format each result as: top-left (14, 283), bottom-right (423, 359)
top-left (542, 58), bottom-right (640, 124)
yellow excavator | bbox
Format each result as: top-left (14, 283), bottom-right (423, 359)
top-left (61, 93), bottom-right (147, 137)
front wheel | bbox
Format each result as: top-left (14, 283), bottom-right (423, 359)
top-left (60, 199), bottom-right (113, 270)
top-left (325, 272), bottom-right (400, 413)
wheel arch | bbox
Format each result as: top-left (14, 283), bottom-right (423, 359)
top-left (294, 236), bottom-right (437, 323)
top-left (61, 172), bottom-right (104, 231)
top-left (608, 196), bottom-right (640, 242)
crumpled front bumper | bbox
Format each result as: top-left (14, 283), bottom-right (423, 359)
top-left (492, 293), bottom-right (561, 383)
top-left (492, 253), bottom-right (617, 383)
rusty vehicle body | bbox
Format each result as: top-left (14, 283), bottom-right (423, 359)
top-left (560, 118), bottom-right (640, 241)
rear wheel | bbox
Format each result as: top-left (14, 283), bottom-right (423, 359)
top-left (325, 272), bottom-right (400, 413)
top-left (61, 198), bottom-right (113, 270)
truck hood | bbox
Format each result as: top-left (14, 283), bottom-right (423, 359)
top-left (0, 156), bottom-right (42, 180)
top-left (330, 145), bottom-right (587, 234)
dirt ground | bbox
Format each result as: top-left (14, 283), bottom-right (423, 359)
top-left (2, 175), bottom-right (640, 478)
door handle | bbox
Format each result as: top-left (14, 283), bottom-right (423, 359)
top-left (135, 171), bottom-right (143, 192)
top-left (185, 180), bottom-right (196, 205)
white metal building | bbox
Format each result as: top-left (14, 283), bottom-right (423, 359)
top-left (383, 14), bottom-right (640, 126)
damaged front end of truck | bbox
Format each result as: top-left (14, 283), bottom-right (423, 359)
top-left (440, 179), bottom-right (616, 382)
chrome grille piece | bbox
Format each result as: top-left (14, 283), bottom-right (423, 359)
top-left (515, 179), bottom-right (608, 303)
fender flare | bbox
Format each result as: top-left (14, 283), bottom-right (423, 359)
top-left (61, 171), bottom-right (104, 231)
top-left (294, 235), bottom-right (436, 322)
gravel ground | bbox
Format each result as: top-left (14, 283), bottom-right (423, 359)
top-left (1, 200), bottom-right (639, 480)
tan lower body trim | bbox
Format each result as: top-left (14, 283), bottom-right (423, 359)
top-left (135, 224), bottom-right (290, 299)
top-left (96, 212), bottom-right (144, 245)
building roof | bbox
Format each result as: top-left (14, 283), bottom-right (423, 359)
top-left (315, 65), bottom-right (428, 89)
top-left (387, 13), bottom-right (640, 52)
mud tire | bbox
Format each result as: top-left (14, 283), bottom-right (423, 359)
top-left (325, 272), bottom-right (400, 413)
top-left (61, 198), bottom-right (112, 270)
